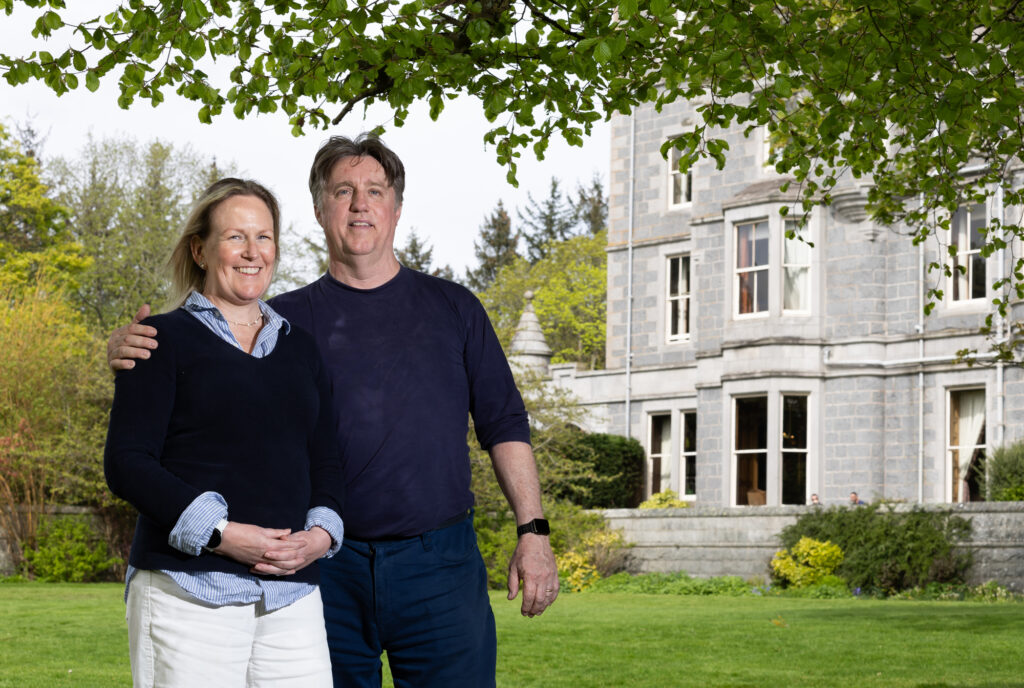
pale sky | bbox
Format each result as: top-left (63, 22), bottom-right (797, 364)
top-left (1, 10), bottom-right (610, 280)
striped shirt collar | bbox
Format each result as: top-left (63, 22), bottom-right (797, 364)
top-left (183, 291), bottom-right (290, 358)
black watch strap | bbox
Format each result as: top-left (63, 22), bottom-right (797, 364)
top-left (204, 519), bottom-right (228, 552)
top-left (516, 518), bottom-right (550, 537)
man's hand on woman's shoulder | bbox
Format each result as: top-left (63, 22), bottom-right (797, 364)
top-left (108, 304), bottom-right (160, 371)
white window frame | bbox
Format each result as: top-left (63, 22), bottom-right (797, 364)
top-left (948, 203), bottom-right (987, 304)
top-left (666, 254), bottom-right (691, 342)
top-left (780, 394), bottom-right (809, 505)
top-left (734, 220), bottom-right (770, 318)
top-left (726, 384), bottom-right (818, 507)
top-left (733, 395), bottom-right (768, 506)
top-left (725, 205), bottom-right (816, 322)
top-left (782, 219), bottom-right (812, 314)
top-left (667, 145), bottom-right (693, 209)
top-left (946, 387), bottom-right (986, 503)
top-left (680, 410), bottom-right (697, 499)
top-left (647, 413), bottom-right (672, 498)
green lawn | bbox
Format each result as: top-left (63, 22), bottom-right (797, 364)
top-left (2, 584), bottom-right (1022, 687)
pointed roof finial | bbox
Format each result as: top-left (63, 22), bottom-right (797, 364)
top-left (509, 291), bottom-right (552, 373)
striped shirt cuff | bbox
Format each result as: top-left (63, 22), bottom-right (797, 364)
top-left (168, 491), bottom-right (228, 555)
top-left (305, 507), bottom-right (344, 558)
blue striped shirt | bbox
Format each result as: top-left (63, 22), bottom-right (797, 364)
top-left (125, 291), bottom-right (344, 611)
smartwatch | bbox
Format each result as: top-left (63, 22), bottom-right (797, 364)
top-left (203, 519), bottom-right (228, 552)
top-left (516, 518), bottom-right (550, 537)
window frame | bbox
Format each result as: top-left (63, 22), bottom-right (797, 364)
top-left (780, 394), bottom-right (809, 505)
top-left (680, 410), bottom-right (697, 499)
top-left (648, 413), bottom-right (672, 498)
top-left (733, 395), bottom-right (768, 506)
top-left (782, 219), bottom-right (812, 315)
top-left (946, 387), bottom-right (987, 503)
top-left (948, 203), bottom-right (988, 305)
top-left (666, 254), bottom-right (692, 343)
top-left (734, 219), bottom-right (771, 318)
top-left (667, 145), bottom-right (693, 209)
top-left (726, 384), bottom-right (818, 507)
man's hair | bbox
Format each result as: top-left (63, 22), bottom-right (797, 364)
top-left (167, 177), bottom-right (281, 308)
top-left (308, 133), bottom-right (406, 211)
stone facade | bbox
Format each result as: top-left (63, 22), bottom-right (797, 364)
top-left (553, 102), bottom-right (1024, 508)
top-left (603, 503), bottom-right (1024, 592)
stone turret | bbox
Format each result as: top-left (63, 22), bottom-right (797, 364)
top-left (508, 291), bottom-right (551, 374)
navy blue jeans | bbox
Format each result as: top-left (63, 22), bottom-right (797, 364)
top-left (320, 514), bottom-right (496, 687)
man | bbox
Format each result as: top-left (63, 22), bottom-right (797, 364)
top-left (849, 491), bottom-right (867, 506)
top-left (108, 134), bottom-right (559, 687)
top-left (809, 493), bottom-right (821, 506)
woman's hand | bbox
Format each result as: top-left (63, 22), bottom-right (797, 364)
top-left (249, 527), bottom-right (333, 577)
top-left (212, 522), bottom-right (293, 568)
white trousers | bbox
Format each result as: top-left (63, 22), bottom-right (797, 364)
top-left (126, 570), bottom-right (332, 688)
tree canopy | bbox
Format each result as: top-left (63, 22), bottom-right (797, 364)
top-left (48, 135), bottom-right (216, 329)
top-left (2, 1), bottom-right (1023, 333)
top-left (481, 231), bottom-right (606, 369)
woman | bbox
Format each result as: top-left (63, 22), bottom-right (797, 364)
top-left (104, 178), bottom-right (344, 687)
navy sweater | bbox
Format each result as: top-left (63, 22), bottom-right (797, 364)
top-left (270, 267), bottom-right (531, 539)
top-left (104, 309), bottom-right (345, 582)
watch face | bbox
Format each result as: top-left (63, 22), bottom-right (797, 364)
top-left (206, 529), bottom-right (222, 550)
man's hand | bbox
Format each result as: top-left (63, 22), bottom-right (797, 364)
top-left (507, 533), bottom-right (559, 617)
top-left (108, 304), bottom-right (159, 371)
top-left (251, 527), bottom-right (332, 577)
top-left (213, 522), bottom-right (293, 569)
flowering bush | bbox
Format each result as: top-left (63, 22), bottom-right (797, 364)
top-left (771, 536), bottom-right (844, 588)
top-left (638, 490), bottom-right (690, 509)
top-left (557, 528), bottom-right (628, 592)
top-left (558, 550), bottom-right (600, 592)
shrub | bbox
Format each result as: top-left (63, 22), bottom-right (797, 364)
top-left (777, 503), bottom-right (972, 595)
top-left (770, 537), bottom-right (844, 588)
top-left (558, 549), bottom-right (599, 592)
top-left (778, 575), bottom-right (851, 599)
top-left (562, 433), bottom-right (645, 508)
top-left (0, 280), bottom-right (112, 571)
top-left (22, 515), bottom-right (121, 582)
top-left (984, 442), bottom-right (1024, 501)
top-left (639, 490), bottom-right (690, 509)
top-left (890, 581), bottom-right (1022, 602)
top-left (474, 500), bottom-right (629, 590)
top-left (586, 571), bottom-right (751, 596)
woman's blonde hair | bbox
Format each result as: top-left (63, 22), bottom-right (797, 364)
top-left (166, 178), bottom-right (281, 308)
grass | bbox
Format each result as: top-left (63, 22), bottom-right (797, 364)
top-left (2, 584), bottom-right (1022, 687)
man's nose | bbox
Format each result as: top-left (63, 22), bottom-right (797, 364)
top-left (350, 187), bottom-right (369, 210)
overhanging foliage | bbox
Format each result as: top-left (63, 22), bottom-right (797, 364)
top-left (3, 1), bottom-right (1023, 354)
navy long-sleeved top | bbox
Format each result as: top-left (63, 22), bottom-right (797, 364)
top-left (104, 308), bottom-right (345, 583)
top-left (270, 267), bottom-right (531, 539)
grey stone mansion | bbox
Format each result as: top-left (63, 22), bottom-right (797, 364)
top-left (515, 101), bottom-right (1024, 508)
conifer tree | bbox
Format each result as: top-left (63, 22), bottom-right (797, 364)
top-left (519, 177), bottom-right (575, 263)
top-left (572, 173), bottom-right (608, 236)
top-left (466, 199), bottom-right (518, 293)
top-left (395, 228), bottom-right (456, 281)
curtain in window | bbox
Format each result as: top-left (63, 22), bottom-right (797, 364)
top-left (957, 390), bottom-right (985, 503)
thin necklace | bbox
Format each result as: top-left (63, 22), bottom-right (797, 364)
top-left (226, 312), bottom-right (263, 327)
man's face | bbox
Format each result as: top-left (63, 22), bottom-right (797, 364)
top-left (315, 155), bottom-right (402, 268)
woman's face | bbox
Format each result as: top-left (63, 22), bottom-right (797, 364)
top-left (191, 194), bottom-right (276, 307)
